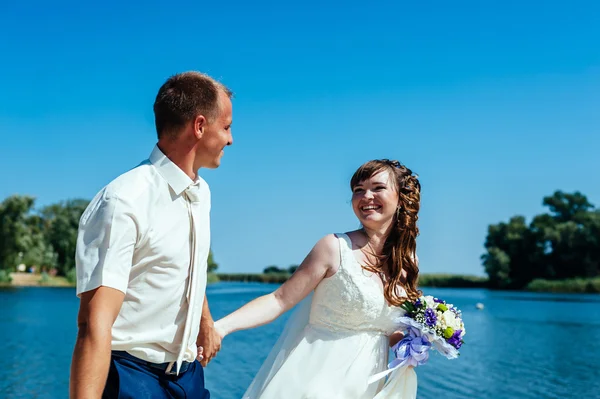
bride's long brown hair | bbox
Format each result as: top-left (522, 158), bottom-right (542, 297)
top-left (350, 159), bottom-right (422, 305)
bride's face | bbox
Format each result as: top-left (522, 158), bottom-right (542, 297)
top-left (351, 170), bottom-right (399, 231)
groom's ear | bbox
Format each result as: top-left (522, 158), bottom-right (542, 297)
top-left (193, 115), bottom-right (207, 139)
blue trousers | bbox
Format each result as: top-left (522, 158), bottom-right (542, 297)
top-left (102, 352), bottom-right (211, 399)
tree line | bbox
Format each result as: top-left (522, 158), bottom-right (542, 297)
top-left (482, 191), bottom-right (600, 289)
top-left (1, 190), bottom-right (598, 290)
top-left (0, 195), bottom-right (217, 283)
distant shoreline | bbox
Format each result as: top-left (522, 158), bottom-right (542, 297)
top-left (1, 272), bottom-right (73, 288)
top-left (0, 272), bottom-right (222, 289)
top-left (3, 272), bottom-right (598, 294)
top-left (215, 273), bottom-right (600, 293)
top-left (216, 272), bottom-right (490, 288)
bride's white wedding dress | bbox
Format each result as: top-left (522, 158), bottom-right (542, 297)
top-left (243, 233), bottom-right (418, 399)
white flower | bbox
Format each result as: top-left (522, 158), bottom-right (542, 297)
top-left (454, 317), bottom-right (463, 331)
top-left (439, 318), bottom-right (448, 330)
top-left (423, 295), bottom-right (436, 308)
top-left (441, 311), bottom-right (457, 330)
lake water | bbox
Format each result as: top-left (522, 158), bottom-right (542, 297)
top-left (1, 283), bottom-right (599, 398)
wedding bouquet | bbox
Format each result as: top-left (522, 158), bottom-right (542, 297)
top-left (369, 296), bottom-right (465, 397)
top-left (392, 295), bottom-right (465, 367)
top-left (369, 295), bottom-right (465, 385)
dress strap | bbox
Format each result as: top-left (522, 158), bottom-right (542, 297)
top-left (334, 233), bottom-right (353, 272)
top-left (336, 233), bottom-right (352, 250)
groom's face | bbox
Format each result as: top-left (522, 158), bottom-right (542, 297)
top-left (196, 91), bottom-right (233, 168)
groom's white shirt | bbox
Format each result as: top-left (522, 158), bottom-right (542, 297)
top-left (75, 145), bottom-right (210, 365)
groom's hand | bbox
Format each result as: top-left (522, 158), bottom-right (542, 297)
top-left (196, 321), bottom-right (222, 366)
top-left (197, 295), bottom-right (221, 366)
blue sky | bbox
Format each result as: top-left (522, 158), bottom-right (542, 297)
top-left (1, 1), bottom-right (599, 275)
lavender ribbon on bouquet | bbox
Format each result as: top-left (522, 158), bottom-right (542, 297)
top-left (367, 328), bottom-right (431, 384)
top-left (388, 328), bottom-right (431, 369)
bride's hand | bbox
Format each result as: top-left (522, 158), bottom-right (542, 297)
top-left (389, 330), bottom-right (404, 347)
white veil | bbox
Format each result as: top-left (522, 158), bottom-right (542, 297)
top-left (242, 293), bottom-right (313, 398)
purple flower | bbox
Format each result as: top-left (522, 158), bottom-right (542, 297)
top-left (448, 330), bottom-right (463, 349)
top-left (434, 298), bottom-right (444, 304)
top-left (414, 298), bottom-right (422, 307)
top-left (424, 308), bottom-right (437, 327)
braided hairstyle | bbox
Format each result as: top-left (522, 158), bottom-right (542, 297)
top-left (350, 159), bottom-right (422, 305)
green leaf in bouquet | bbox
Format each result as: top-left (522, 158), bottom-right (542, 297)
top-left (400, 300), bottom-right (416, 313)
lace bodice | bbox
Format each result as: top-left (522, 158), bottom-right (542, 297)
top-left (309, 233), bottom-right (405, 335)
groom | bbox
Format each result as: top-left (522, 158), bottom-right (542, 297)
top-left (69, 71), bottom-right (233, 398)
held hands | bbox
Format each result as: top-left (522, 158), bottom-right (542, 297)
top-left (196, 320), bottom-right (226, 366)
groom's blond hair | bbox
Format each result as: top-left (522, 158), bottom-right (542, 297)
top-left (153, 71), bottom-right (233, 139)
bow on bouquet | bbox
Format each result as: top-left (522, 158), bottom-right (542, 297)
top-left (369, 295), bottom-right (465, 385)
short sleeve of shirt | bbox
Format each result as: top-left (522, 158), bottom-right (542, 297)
top-left (75, 188), bottom-right (138, 297)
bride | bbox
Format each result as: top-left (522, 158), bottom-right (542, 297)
top-left (214, 159), bottom-right (422, 399)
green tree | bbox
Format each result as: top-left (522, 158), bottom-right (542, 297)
top-left (531, 192), bottom-right (599, 280)
top-left (263, 265), bottom-right (283, 274)
top-left (41, 199), bottom-right (89, 275)
top-left (542, 191), bottom-right (593, 223)
top-left (482, 247), bottom-right (511, 289)
top-left (482, 191), bottom-right (599, 289)
top-left (22, 213), bottom-right (58, 270)
top-left (207, 249), bottom-right (218, 273)
top-left (481, 216), bottom-right (539, 288)
top-left (0, 195), bottom-right (37, 270)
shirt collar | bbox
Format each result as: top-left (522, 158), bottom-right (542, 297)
top-left (149, 145), bottom-right (199, 196)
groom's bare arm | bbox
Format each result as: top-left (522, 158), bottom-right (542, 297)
top-left (215, 234), bottom-right (340, 337)
top-left (70, 287), bottom-right (124, 399)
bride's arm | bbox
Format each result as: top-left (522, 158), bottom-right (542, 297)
top-left (214, 234), bottom-right (339, 338)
